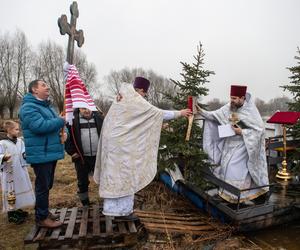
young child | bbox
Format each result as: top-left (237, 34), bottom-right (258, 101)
top-left (0, 120), bottom-right (35, 224)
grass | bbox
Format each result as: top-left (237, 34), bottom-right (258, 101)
top-left (0, 156), bottom-right (259, 250)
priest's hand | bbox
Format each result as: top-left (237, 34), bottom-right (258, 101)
top-left (180, 109), bottom-right (192, 117)
top-left (3, 154), bottom-right (11, 162)
top-left (232, 125), bottom-right (242, 135)
top-left (195, 104), bottom-right (202, 113)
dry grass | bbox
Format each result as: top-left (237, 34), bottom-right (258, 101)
top-left (0, 155), bottom-right (91, 249)
top-left (0, 156), bottom-right (259, 250)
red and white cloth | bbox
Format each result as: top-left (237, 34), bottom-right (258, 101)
top-left (64, 62), bottom-right (97, 125)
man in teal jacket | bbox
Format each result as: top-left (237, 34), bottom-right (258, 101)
top-left (19, 79), bottom-right (66, 228)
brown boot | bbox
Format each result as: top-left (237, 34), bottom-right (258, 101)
top-left (48, 212), bottom-right (60, 220)
top-left (37, 218), bottom-right (62, 228)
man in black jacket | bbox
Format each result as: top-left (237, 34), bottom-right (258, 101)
top-left (65, 108), bottom-right (103, 206)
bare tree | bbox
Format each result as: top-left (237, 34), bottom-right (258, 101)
top-left (73, 49), bottom-right (97, 93)
top-left (0, 30), bottom-right (33, 118)
top-left (36, 41), bottom-right (97, 112)
top-left (206, 98), bottom-right (226, 111)
top-left (36, 40), bottom-right (65, 112)
top-left (94, 93), bottom-right (113, 116)
top-left (104, 67), bottom-right (176, 108)
top-left (255, 98), bottom-right (268, 116)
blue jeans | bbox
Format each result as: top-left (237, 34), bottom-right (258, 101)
top-left (32, 161), bottom-right (57, 221)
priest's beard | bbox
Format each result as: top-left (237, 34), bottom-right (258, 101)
top-left (230, 103), bottom-right (243, 112)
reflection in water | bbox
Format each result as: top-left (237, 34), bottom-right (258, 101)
top-left (246, 221), bottom-right (300, 250)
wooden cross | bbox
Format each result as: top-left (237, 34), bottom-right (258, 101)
top-left (58, 1), bottom-right (84, 64)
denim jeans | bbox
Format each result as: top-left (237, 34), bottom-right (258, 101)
top-left (32, 161), bottom-right (57, 221)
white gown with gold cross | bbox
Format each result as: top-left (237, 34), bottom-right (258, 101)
top-left (0, 138), bottom-right (35, 212)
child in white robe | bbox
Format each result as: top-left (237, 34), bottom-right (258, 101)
top-left (0, 120), bottom-right (35, 224)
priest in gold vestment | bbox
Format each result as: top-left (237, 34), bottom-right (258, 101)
top-left (94, 77), bottom-right (191, 219)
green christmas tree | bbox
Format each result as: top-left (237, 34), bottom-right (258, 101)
top-left (158, 43), bottom-right (214, 186)
top-left (281, 47), bottom-right (300, 172)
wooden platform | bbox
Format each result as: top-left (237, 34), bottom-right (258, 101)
top-left (135, 209), bottom-right (230, 237)
top-left (24, 205), bottom-right (141, 249)
top-left (160, 171), bottom-right (300, 232)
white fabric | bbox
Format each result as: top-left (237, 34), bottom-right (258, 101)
top-left (94, 83), bottom-right (164, 198)
top-left (201, 93), bottom-right (269, 202)
top-left (166, 164), bottom-right (184, 187)
top-left (103, 195), bottom-right (134, 216)
top-left (163, 110), bottom-right (181, 120)
top-left (0, 139), bottom-right (35, 212)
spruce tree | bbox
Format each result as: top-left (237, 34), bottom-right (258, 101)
top-left (158, 43), bottom-right (214, 186)
top-left (281, 47), bottom-right (300, 172)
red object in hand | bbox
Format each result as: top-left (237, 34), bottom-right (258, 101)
top-left (188, 96), bottom-right (193, 111)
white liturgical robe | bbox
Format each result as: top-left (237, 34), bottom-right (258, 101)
top-left (201, 93), bottom-right (269, 203)
top-left (0, 138), bottom-right (35, 212)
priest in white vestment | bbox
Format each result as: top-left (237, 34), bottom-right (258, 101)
top-left (94, 77), bottom-right (191, 219)
top-left (199, 85), bottom-right (269, 203)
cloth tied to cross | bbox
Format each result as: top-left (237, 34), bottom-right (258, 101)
top-left (64, 62), bottom-right (97, 125)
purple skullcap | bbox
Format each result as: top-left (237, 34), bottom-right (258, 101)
top-left (133, 77), bottom-right (150, 93)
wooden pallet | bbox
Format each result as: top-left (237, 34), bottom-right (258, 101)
top-left (134, 209), bottom-right (226, 236)
top-left (24, 205), bottom-right (141, 249)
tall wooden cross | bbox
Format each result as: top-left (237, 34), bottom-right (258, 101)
top-left (58, 1), bottom-right (84, 64)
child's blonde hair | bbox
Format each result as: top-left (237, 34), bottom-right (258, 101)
top-left (3, 120), bottom-right (18, 133)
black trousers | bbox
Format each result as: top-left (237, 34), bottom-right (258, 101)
top-left (74, 156), bottom-right (96, 200)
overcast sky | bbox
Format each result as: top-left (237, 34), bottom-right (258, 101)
top-left (1, 0), bottom-right (299, 101)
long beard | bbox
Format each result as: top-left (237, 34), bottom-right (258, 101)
top-left (230, 103), bottom-right (243, 111)
top-left (230, 104), bottom-right (238, 112)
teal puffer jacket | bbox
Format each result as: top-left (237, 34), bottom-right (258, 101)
top-left (19, 93), bottom-right (65, 164)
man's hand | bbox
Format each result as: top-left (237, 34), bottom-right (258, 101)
top-left (60, 132), bottom-right (68, 143)
top-left (180, 109), bottom-right (192, 118)
top-left (232, 125), bottom-right (242, 135)
top-left (3, 154), bottom-right (11, 162)
top-left (71, 153), bottom-right (80, 161)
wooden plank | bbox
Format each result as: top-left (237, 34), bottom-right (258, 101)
top-left (146, 227), bottom-right (214, 236)
top-left (127, 221), bottom-right (137, 233)
top-left (92, 204), bottom-right (101, 236)
top-left (50, 207), bottom-right (67, 240)
top-left (135, 209), bottom-right (198, 217)
top-left (105, 216), bottom-right (113, 234)
top-left (33, 208), bottom-right (57, 242)
top-left (24, 224), bottom-right (39, 243)
top-left (79, 206), bottom-right (89, 238)
top-left (134, 212), bottom-right (204, 221)
top-left (118, 222), bottom-right (127, 234)
top-left (64, 207), bottom-right (78, 239)
top-left (139, 217), bottom-right (207, 226)
top-left (143, 222), bottom-right (214, 231)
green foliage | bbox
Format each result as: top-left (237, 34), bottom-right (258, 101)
top-left (158, 43), bottom-right (214, 187)
top-left (281, 47), bottom-right (300, 174)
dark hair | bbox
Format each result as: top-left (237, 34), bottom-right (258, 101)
top-left (28, 79), bottom-right (42, 93)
